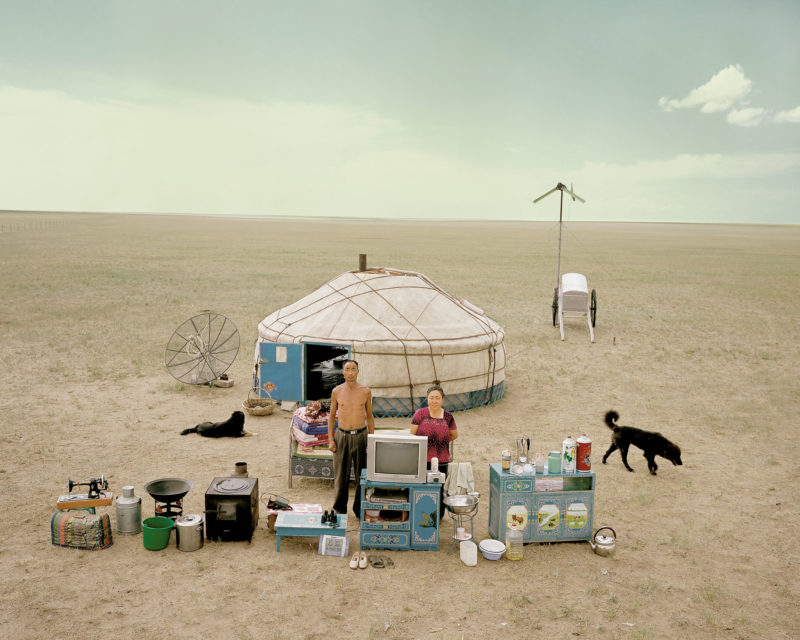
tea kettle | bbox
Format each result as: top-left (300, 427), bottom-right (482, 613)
top-left (590, 526), bottom-right (616, 557)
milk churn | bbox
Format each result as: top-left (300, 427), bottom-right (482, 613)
top-left (175, 514), bottom-right (204, 552)
top-left (576, 434), bottom-right (592, 472)
top-left (115, 485), bottom-right (142, 535)
top-left (562, 436), bottom-right (577, 473)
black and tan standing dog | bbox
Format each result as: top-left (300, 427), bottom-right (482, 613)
top-left (602, 410), bottom-right (682, 475)
top-left (180, 410), bottom-right (252, 437)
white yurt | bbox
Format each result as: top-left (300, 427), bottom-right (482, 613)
top-left (254, 266), bottom-right (505, 417)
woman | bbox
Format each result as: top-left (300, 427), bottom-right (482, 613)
top-left (410, 385), bottom-right (458, 479)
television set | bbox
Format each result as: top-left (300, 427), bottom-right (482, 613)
top-left (366, 433), bottom-right (428, 484)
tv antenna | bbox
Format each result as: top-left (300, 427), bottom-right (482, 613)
top-left (533, 182), bottom-right (585, 287)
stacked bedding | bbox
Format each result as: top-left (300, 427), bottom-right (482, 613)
top-left (291, 405), bottom-right (334, 454)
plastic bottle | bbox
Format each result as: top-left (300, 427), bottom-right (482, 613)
top-left (534, 451), bottom-right (545, 474)
top-left (505, 527), bottom-right (523, 561)
top-left (460, 539), bottom-right (478, 566)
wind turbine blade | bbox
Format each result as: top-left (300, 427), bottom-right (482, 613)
top-left (563, 185), bottom-right (585, 203)
top-left (533, 186), bottom-right (559, 203)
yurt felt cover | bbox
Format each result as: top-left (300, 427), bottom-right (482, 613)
top-left (257, 268), bottom-right (505, 416)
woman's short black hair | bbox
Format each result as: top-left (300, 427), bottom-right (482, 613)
top-left (426, 384), bottom-right (445, 398)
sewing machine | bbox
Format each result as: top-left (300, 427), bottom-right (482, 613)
top-left (57, 476), bottom-right (113, 512)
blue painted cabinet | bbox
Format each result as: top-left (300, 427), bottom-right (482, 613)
top-left (488, 463), bottom-right (595, 543)
top-left (359, 471), bottom-right (440, 551)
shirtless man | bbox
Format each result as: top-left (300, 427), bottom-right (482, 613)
top-left (328, 359), bottom-right (374, 517)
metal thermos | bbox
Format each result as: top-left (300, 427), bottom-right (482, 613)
top-left (577, 434), bottom-right (592, 472)
top-left (175, 514), bottom-right (204, 552)
top-left (115, 485), bottom-right (142, 535)
top-left (562, 436), bottom-right (577, 473)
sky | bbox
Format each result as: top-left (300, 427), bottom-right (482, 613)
top-left (0, 1), bottom-right (798, 223)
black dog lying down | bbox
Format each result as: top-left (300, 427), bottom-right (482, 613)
top-left (180, 410), bottom-right (252, 437)
top-left (602, 410), bottom-right (682, 475)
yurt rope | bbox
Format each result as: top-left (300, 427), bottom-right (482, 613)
top-left (326, 275), bottom-right (418, 408)
top-left (415, 271), bottom-right (502, 398)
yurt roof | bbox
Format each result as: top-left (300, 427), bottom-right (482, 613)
top-left (258, 268), bottom-right (504, 354)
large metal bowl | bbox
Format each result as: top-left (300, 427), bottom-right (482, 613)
top-left (444, 494), bottom-right (479, 515)
top-left (144, 478), bottom-right (193, 502)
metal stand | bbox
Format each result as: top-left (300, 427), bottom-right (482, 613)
top-left (446, 503), bottom-right (479, 550)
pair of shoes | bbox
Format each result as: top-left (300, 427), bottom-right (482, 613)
top-left (367, 554), bottom-right (394, 568)
top-left (367, 554), bottom-right (385, 568)
top-left (348, 551), bottom-right (369, 569)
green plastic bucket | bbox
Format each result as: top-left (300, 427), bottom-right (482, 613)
top-left (142, 516), bottom-right (174, 550)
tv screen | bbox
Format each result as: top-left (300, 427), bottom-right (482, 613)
top-left (375, 441), bottom-right (421, 475)
top-left (367, 433), bottom-right (427, 484)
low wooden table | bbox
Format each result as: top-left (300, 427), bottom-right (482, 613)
top-left (56, 492), bottom-right (113, 514)
top-left (275, 512), bottom-right (347, 551)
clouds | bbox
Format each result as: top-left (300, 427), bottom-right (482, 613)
top-left (726, 107), bottom-right (766, 127)
top-left (658, 64), bottom-right (752, 114)
top-left (0, 82), bottom-right (531, 219)
top-left (659, 64), bottom-right (799, 127)
top-left (774, 106), bottom-right (800, 124)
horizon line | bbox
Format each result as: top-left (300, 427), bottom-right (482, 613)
top-left (0, 208), bottom-right (796, 227)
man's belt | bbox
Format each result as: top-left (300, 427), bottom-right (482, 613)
top-left (339, 427), bottom-right (367, 435)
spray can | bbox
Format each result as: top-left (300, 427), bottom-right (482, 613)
top-left (115, 485), bottom-right (142, 535)
top-left (562, 436), bottom-right (577, 473)
top-left (577, 434), bottom-right (592, 472)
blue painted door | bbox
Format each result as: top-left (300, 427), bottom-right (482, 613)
top-left (257, 342), bottom-right (303, 403)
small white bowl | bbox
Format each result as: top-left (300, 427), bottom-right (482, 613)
top-left (478, 538), bottom-right (506, 560)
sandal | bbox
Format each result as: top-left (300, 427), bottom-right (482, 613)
top-left (367, 554), bottom-right (385, 568)
top-left (358, 551), bottom-right (368, 569)
top-left (349, 552), bottom-right (359, 569)
top-left (380, 555), bottom-right (395, 568)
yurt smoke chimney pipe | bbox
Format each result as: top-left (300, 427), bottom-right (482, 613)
top-left (358, 254), bottom-right (367, 271)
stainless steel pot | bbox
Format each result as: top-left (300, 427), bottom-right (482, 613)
top-left (175, 514), bottom-right (204, 552)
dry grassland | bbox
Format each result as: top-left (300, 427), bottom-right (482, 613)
top-left (1, 212), bottom-right (798, 639)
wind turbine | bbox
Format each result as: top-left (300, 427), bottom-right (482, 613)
top-left (532, 182), bottom-right (585, 288)
top-left (533, 182), bottom-right (596, 341)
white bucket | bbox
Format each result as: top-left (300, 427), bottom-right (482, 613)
top-left (460, 539), bottom-right (478, 566)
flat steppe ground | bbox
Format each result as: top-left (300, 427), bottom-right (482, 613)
top-left (1, 212), bottom-right (798, 640)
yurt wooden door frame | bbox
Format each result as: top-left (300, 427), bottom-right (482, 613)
top-left (256, 341), bottom-right (350, 404)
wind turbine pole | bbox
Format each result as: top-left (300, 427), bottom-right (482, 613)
top-left (532, 181), bottom-right (586, 292)
top-left (556, 185), bottom-right (564, 290)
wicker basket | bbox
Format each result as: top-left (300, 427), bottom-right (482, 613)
top-left (242, 388), bottom-right (275, 416)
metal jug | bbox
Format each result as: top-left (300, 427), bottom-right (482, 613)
top-left (515, 437), bottom-right (530, 464)
top-left (590, 526), bottom-right (616, 557)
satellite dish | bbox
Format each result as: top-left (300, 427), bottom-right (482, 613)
top-left (164, 311), bottom-right (240, 384)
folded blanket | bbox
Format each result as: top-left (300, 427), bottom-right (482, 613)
top-left (292, 414), bottom-right (329, 435)
top-left (292, 423), bottom-right (328, 446)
